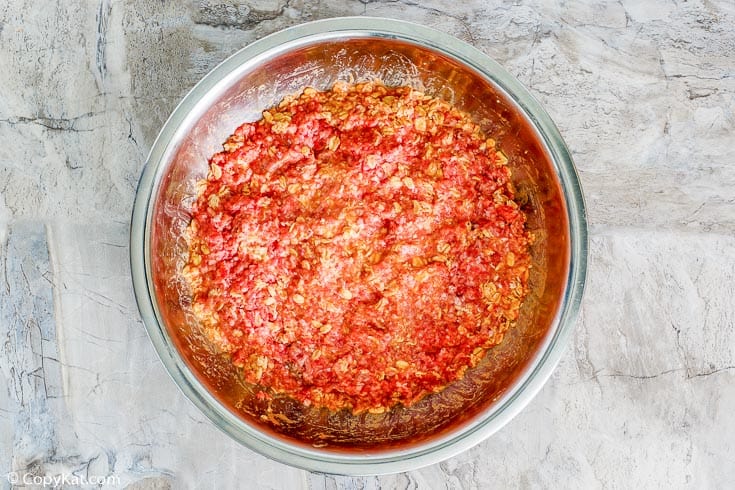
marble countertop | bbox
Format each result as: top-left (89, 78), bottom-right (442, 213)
top-left (1, 1), bottom-right (733, 488)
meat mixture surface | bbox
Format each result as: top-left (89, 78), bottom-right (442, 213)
top-left (183, 82), bottom-right (531, 413)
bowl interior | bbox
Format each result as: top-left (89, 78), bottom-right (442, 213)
top-left (147, 33), bottom-right (569, 454)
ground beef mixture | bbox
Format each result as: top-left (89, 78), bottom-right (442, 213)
top-left (183, 81), bottom-right (532, 413)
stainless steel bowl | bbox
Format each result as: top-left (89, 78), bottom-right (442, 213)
top-left (130, 17), bottom-right (587, 474)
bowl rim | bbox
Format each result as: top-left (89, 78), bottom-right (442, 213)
top-left (130, 16), bottom-right (588, 475)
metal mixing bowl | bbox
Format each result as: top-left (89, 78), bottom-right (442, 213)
top-left (130, 17), bottom-right (587, 474)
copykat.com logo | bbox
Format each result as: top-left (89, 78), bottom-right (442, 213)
top-left (5, 471), bottom-right (121, 487)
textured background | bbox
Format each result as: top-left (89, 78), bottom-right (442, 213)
top-left (1, 0), bottom-right (734, 488)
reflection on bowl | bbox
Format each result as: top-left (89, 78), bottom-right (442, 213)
top-left (130, 17), bottom-right (587, 475)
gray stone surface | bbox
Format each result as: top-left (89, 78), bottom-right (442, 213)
top-left (1, 0), bottom-right (733, 488)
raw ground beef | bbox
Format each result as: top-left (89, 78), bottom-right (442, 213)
top-left (183, 81), bottom-right (531, 413)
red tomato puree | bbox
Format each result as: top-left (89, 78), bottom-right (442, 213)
top-left (183, 82), bottom-right (531, 413)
